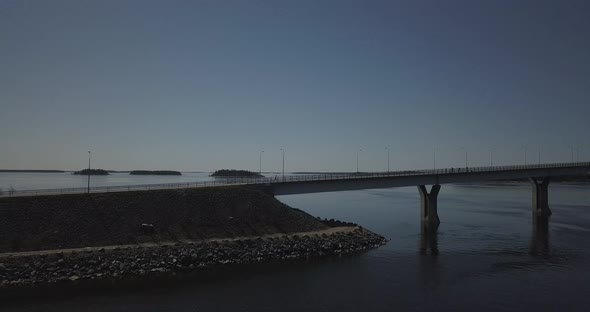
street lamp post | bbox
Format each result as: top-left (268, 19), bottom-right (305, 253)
top-left (385, 147), bottom-right (390, 173)
top-left (459, 147), bottom-right (468, 170)
top-left (433, 148), bottom-right (436, 171)
top-left (259, 150), bottom-right (264, 175)
top-left (356, 149), bottom-right (362, 174)
top-left (489, 148), bottom-right (493, 167)
top-left (522, 145), bottom-right (528, 166)
top-left (280, 148), bottom-right (285, 177)
top-left (87, 151), bottom-right (91, 194)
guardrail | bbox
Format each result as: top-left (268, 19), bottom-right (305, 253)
top-left (1, 161), bottom-right (589, 198)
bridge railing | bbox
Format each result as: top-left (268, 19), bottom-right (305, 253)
top-left (1, 161), bottom-right (589, 198)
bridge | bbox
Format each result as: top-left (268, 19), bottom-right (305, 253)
top-left (270, 162), bottom-right (590, 230)
top-left (2, 162), bottom-right (589, 230)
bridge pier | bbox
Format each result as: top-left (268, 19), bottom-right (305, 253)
top-left (418, 185), bottom-right (441, 229)
top-left (529, 214), bottom-right (550, 255)
top-left (420, 224), bottom-right (439, 255)
top-left (529, 177), bottom-right (552, 218)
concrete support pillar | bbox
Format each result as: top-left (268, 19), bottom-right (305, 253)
top-left (420, 224), bottom-right (439, 255)
top-left (529, 177), bottom-right (552, 218)
top-left (529, 215), bottom-right (550, 255)
top-left (418, 185), bottom-right (441, 229)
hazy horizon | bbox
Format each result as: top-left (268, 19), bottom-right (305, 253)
top-left (1, 0), bottom-right (589, 172)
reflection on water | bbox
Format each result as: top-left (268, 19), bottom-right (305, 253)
top-left (530, 216), bottom-right (550, 256)
top-left (418, 226), bottom-right (441, 293)
top-left (419, 225), bottom-right (439, 256)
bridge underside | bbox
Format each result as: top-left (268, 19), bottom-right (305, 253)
top-left (270, 167), bottom-right (575, 231)
top-left (271, 166), bottom-right (586, 196)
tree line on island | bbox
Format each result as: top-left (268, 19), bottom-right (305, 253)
top-left (73, 169), bottom-right (109, 175)
top-left (73, 169), bottom-right (182, 176)
top-left (210, 169), bottom-right (263, 178)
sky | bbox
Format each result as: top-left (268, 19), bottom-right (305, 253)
top-left (1, 0), bottom-right (589, 172)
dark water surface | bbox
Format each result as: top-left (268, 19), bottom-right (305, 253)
top-left (3, 184), bottom-right (590, 311)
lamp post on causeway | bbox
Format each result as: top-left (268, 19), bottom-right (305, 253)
top-left (489, 148), bottom-right (494, 167)
top-left (522, 145), bottom-right (528, 166)
top-left (87, 151), bottom-right (91, 194)
top-left (259, 150), bottom-right (264, 175)
top-left (465, 149), bottom-right (468, 170)
top-left (280, 148), bottom-right (285, 178)
top-left (433, 148), bottom-right (437, 171)
top-left (356, 149), bottom-right (362, 174)
top-left (385, 146), bottom-right (390, 173)
top-left (459, 147), bottom-right (468, 170)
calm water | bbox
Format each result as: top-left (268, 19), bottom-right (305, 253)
top-left (2, 178), bottom-right (590, 311)
top-left (0, 172), bottom-right (288, 191)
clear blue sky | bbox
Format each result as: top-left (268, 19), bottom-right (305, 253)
top-left (1, 0), bottom-right (589, 172)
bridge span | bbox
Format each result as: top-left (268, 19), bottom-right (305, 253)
top-left (268, 162), bottom-right (590, 230)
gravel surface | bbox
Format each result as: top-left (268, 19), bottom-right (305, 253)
top-left (0, 227), bottom-right (386, 289)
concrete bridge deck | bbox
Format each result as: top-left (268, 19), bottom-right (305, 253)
top-left (266, 162), bottom-right (589, 230)
top-left (270, 162), bottom-right (590, 195)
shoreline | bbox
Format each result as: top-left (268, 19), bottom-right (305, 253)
top-left (0, 226), bottom-right (363, 259)
top-left (0, 226), bottom-right (386, 289)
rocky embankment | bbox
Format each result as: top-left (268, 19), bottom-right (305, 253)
top-left (0, 227), bottom-right (385, 288)
top-left (0, 186), bottom-right (328, 252)
top-left (0, 186), bottom-right (387, 289)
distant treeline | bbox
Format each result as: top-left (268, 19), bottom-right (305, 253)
top-left (73, 169), bottom-right (109, 175)
top-left (210, 169), bottom-right (263, 178)
top-left (129, 170), bottom-right (182, 176)
top-left (0, 170), bottom-right (65, 173)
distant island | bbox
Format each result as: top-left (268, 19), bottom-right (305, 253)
top-left (130, 170), bottom-right (182, 176)
top-left (73, 169), bottom-right (109, 175)
top-left (210, 169), bottom-right (263, 178)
